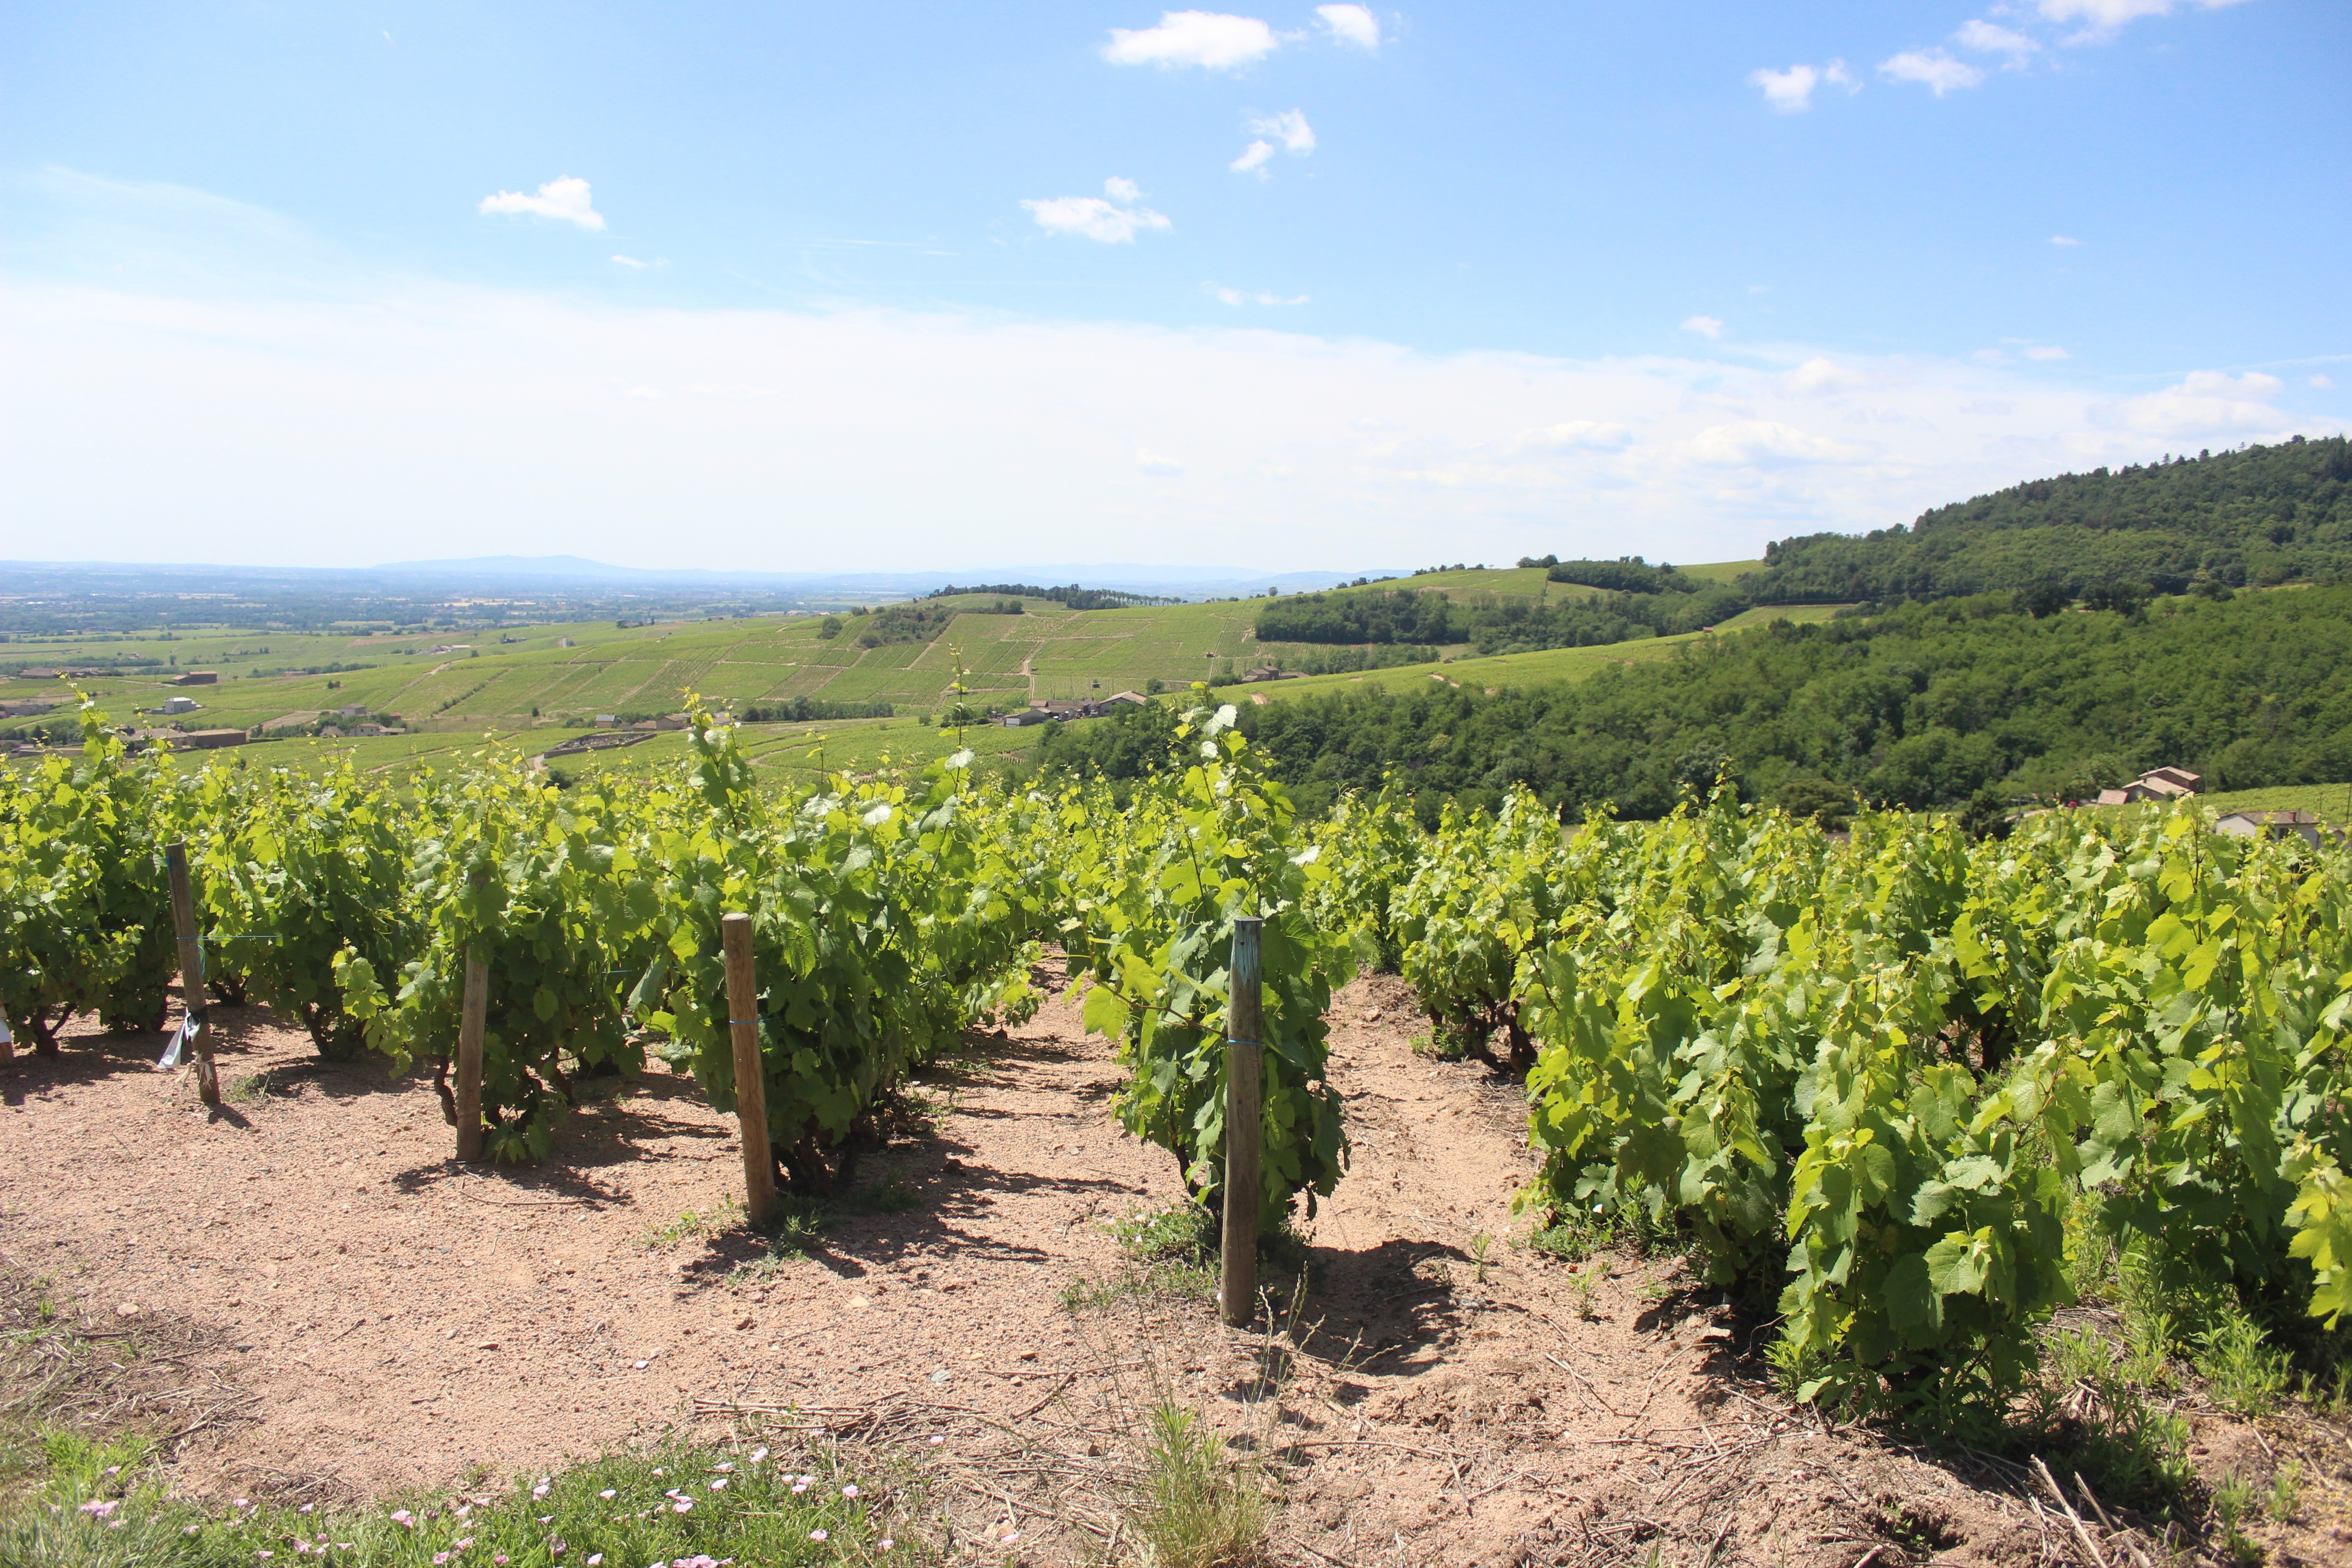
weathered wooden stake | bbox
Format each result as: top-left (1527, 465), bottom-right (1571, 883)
top-left (722, 913), bottom-right (779, 1227)
top-left (1220, 916), bottom-right (1265, 1329)
top-left (164, 842), bottom-right (219, 1106)
top-left (454, 952), bottom-right (489, 1162)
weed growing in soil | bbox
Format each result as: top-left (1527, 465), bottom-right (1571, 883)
top-left (1130, 1402), bottom-right (1270, 1568)
top-left (2, 1429), bottom-right (894, 1568)
top-left (726, 1200), bottom-right (833, 1284)
top-left (2267, 1458), bottom-right (2303, 1523)
top-left (641, 1196), bottom-right (742, 1247)
top-left (2195, 1310), bottom-right (2293, 1416)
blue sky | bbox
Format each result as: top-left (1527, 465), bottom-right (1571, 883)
top-left (2, 1), bottom-right (2345, 573)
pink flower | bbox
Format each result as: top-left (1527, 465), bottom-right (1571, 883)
top-left (299, 1504), bottom-right (315, 1514)
top-left (808, 1530), bottom-right (828, 1543)
top-left (879, 1540), bottom-right (894, 1551)
top-left (494, 1558), bottom-right (509, 1566)
top-left (549, 1541), bottom-right (566, 1558)
top-left (1001, 1531), bottom-right (1020, 1544)
top-left (672, 1499), bottom-right (692, 1514)
top-left (431, 1557), bottom-right (448, 1567)
top-left (598, 1490), bottom-right (616, 1499)
top-left (713, 1462), bottom-right (734, 1473)
top-left (747, 1447), bottom-right (768, 1464)
top-left (586, 1557), bottom-right (603, 1566)
top-left (708, 1478), bottom-right (727, 1491)
top-left (790, 1482), bottom-right (808, 1495)
top-left (235, 1499), bottom-right (252, 1509)
top-left (186, 1526), bottom-right (202, 1537)
top-left (926, 1436), bottom-right (944, 1446)
top-left (840, 1485), bottom-right (858, 1498)
top-left (78, 1499), bottom-right (119, 1518)
top-left (391, 1510), bottom-right (415, 1529)
top-left (456, 1538), bottom-right (474, 1550)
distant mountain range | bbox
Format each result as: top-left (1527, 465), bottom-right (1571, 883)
top-left (369, 555), bottom-right (1400, 598)
top-left (0, 555), bottom-right (1399, 603)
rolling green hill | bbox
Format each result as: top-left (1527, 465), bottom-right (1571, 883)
top-left (1747, 434), bottom-right (2352, 604)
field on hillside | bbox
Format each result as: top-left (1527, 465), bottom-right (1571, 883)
top-left (1, 597), bottom-right (1361, 740)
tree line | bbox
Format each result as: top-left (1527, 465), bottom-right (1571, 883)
top-left (1047, 583), bottom-right (2352, 824)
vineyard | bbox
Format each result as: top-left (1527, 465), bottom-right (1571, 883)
top-left (5, 690), bottom-right (2351, 1563)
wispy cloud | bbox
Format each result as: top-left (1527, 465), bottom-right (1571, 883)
top-left (1680, 315), bottom-right (1725, 339)
top-left (2024, 345), bottom-right (2070, 361)
top-left (1956, 19), bottom-right (2042, 62)
top-left (1785, 358), bottom-right (1868, 393)
top-left (1102, 10), bottom-right (1277, 69)
top-left (477, 176), bottom-right (605, 231)
top-left (1021, 179), bottom-right (1171, 243)
top-left (1748, 59), bottom-right (1854, 113)
top-left (611, 255), bottom-right (650, 269)
top-left (1232, 109), bottom-right (1315, 176)
top-left (2034, 0), bottom-right (2257, 42)
top-left (1315, 4), bottom-right (1381, 50)
top-left (2314, 375), bottom-right (2337, 391)
top-left (1212, 285), bottom-right (1309, 306)
top-left (1686, 420), bottom-right (1867, 467)
top-left (1508, 420), bottom-right (1632, 453)
top-left (1136, 449), bottom-right (1185, 476)
top-left (2050, 235), bottom-right (2082, 246)
top-left (2125, 369), bottom-right (2283, 433)
top-left (1880, 49), bottom-right (1986, 96)
top-left (13, 175), bottom-right (2339, 571)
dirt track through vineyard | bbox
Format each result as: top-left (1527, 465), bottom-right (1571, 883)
top-left (3, 973), bottom-right (2301, 1566)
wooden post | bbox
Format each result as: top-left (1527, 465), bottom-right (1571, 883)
top-left (454, 953), bottom-right (489, 1162)
top-left (1220, 916), bottom-right (1264, 1328)
top-left (722, 914), bottom-right (779, 1226)
top-left (164, 842), bottom-right (219, 1106)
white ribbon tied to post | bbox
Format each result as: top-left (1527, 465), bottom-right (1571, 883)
top-left (0, 1014), bottom-right (12, 1048)
top-left (158, 1007), bottom-right (203, 1069)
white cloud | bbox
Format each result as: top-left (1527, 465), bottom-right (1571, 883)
top-left (1686, 421), bottom-right (1869, 467)
top-left (2033, 0), bottom-right (2256, 39)
top-left (1749, 60), bottom-right (1853, 113)
top-left (1785, 357), bottom-right (1868, 393)
top-left (1102, 10), bottom-right (1277, 69)
top-left (1879, 49), bottom-right (1986, 96)
top-left (1955, 19), bottom-right (2041, 57)
top-left (1252, 109), bottom-right (1316, 153)
top-left (1136, 449), bottom-right (1186, 476)
top-left (477, 176), bottom-right (606, 231)
top-left (1212, 286), bottom-right (1308, 306)
top-left (2050, 235), bottom-right (2082, 246)
top-left (2124, 369), bottom-right (2284, 434)
top-left (1680, 315), bottom-right (1725, 339)
top-left (2024, 345), bottom-right (2070, 361)
top-left (2314, 375), bottom-right (2337, 390)
top-left (1232, 109), bottom-right (1315, 176)
top-left (1021, 179), bottom-right (1171, 243)
top-left (1315, 4), bottom-right (1381, 49)
top-left (611, 255), bottom-right (649, 269)
top-left (1509, 421), bottom-right (1633, 453)
top-left (10, 176), bottom-right (2342, 572)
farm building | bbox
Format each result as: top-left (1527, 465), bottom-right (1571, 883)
top-left (2095, 766), bottom-right (2205, 805)
top-left (171, 670), bottom-right (220, 685)
top-left (180, 729), bottom-right (249, 750)
top-left (2216, 809), bottom-right (2324, 846)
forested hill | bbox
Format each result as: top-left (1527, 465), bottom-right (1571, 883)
top-left (1747, 434), bottom-right (2352, 605)
top-left (1044, 583), bottom-right (2352, 822)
